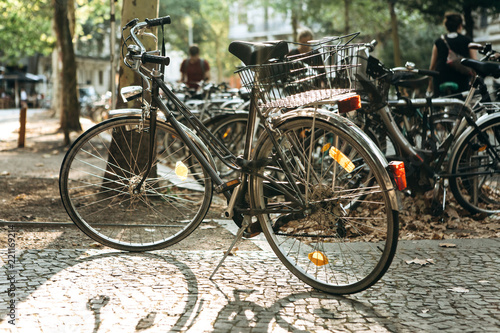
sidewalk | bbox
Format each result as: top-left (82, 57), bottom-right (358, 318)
top-left (1, 109), bottom-right (499, 332)
top-left (0, 239), bottom-right (499, 332)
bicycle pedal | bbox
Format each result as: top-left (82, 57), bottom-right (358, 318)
top-left (242, 222), bottom-right (262, 238)
top-left (216, 179), bottom-right (240, 193)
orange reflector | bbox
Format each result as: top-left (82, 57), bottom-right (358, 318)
top-left (321, 143), bottom-right (331, 153)
top-left (226, 179), bottom-right (239, 187)
top-left (223, 128), bottom-right (232, 139)
top-left (308, 251), bottom-right (329, 266)
top-left (338, 95), bottom-right (361, 113)
top-left (329, 146), bottom-right (355, 173)
top-left (388, 161), bottom-right (407, 191)
top-left (479, 145), bottom-right (487, 152)
top-left (175, 161), bottom-right (188, 181)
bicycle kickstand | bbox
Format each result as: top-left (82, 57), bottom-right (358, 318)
top-left (209, 215), bottom-right (251, 280)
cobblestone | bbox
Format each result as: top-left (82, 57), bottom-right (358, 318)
top-left (0, 239), bottom-right (498, 332)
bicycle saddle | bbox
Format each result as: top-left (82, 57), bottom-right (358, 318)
top-left (392, 74), bottom-right (430, 89)
top-left (461, 59), bottom-right (500, 78)
top-left (229, 40), bottom-right (289, 66)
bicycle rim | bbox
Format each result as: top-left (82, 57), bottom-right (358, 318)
top-left (250, 117), bottom-right (398, 294)
top-left (59, 116), bottom-right (213, 251)
top-left (450, 119), bottom-right (500, 214)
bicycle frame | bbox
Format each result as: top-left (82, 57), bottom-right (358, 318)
top-left (146, 69), bottom-right (311, 224)
top-left (371, 74), bottom-right (500, 181)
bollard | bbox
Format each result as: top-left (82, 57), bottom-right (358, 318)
top-left (18, 106), bottom-right (27, 148)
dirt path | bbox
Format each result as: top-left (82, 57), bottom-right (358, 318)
top-left (0, 110), bottom-right (498, 251)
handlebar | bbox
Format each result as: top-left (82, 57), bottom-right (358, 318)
top-left (126, 16), bottom-right (171, 66)
top-left (392, 65), bottom-right (439, 77)
top-left (145, 16), bottom-right (171, 27)
top-left (469, 42), bottom-right (499, 62)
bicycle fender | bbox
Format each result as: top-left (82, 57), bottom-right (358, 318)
top-left (270, 108), bottom-right (401, 211)
top-left (448, 111), bottom-right (500, 174)
top-left (107, 108), bottom-right (216, 169)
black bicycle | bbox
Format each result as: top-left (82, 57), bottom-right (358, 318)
top-left (59, 16), bottom-right (404, 294)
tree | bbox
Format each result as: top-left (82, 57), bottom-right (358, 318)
top-left (159, 0), bottom-right (238, 82)
top-left (105, 0), bottom-right (160, 185)
top-left (0, 0), bottom-right (53, 65)
top-left (53, 0), bottom-right (81, 145)
top-left (117, 0), bottom-right (159, 109)
top-left (402, 0), bottom-right (500, 38)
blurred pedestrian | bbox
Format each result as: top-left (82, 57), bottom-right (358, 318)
top-left (428, 12), bottom-right (477, 96)
top-left (289, 28), bottom-right (314, 56)
top-left (20, 88), bottom-right (28, 108)
top-left (180, 44), bottom-right (210, 89)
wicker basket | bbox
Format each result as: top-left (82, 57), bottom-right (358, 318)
top-left (235, 33), bottom-right (364, 109)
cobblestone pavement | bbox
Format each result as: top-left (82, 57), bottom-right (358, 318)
top-left (0, 238), bottom-right (499, 332)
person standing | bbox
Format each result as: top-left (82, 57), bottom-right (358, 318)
top-left (180, 44), bottom-right (210, 89)
top-left (289, 28), bottom-right (314, 56)
top-left (428, 12), bottom-right (477, 96)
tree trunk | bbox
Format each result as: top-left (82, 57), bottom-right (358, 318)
top-left (344, 0), bottom-right (350, 35)
top-left (53, 0), bottom-right (81, 145)
top-left (116, 0), bottom-right (159, 109)
top-left (389, 0), bottom-right (402, 67)
top-left (105, 0), bottom-right (160, 186)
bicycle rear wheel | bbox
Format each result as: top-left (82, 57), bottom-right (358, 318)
top-left (449, 117), bottom-right (500, 214)
top-left (250, 115), bottom-right (399, 294)
top-left (59, 116), bottom-right (213, 251)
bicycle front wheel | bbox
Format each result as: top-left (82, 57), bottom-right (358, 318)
top-left (250, 115), bottom-right (399, 294)
top-left (59, 116), bottom-right (213, 251)
top-left (449, 117), bottom-right (500, 214)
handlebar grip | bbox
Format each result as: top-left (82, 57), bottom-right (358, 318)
top-left (417, 69), bottom-right (439, 77)
top-left (141, 54), bottom-right (171, 66)
top-left (367, 39), bottom-right (378, 52)
top-left (145, 16), bottom-right (171, 27)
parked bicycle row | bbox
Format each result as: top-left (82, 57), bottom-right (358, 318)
top-left (59, 15), bottom-right (500, 295)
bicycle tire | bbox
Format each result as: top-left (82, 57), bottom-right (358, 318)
top-left (59, 116), bottom-right (213, 251)
top-left (249, 114), bottom-right (399, 294)
top-left (449, 116), bottom-right (500, 214)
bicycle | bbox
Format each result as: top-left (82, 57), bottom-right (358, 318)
top-left (351, 44), bottom-right (500, 215)
top-left (59, 16), bottom-right (405, 294)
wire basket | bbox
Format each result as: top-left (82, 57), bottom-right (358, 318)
top-left (235, 33), bottom-right (365, 109)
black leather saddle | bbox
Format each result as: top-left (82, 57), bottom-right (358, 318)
top-left (462, 59), bottom-right (500, 78)
top-left (228, 40), bottom-right (289, 66)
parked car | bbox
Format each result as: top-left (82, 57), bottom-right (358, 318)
top-left (78, 86), bottom-right (98, 117)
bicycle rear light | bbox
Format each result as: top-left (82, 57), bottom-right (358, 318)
top-left (388, 161), bottom-right (406, 191)
top-left (338, 95), bottom-right (361, 113)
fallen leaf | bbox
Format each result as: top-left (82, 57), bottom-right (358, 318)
top-left (35, 163), bottom-right (45, 167)
top-left (405, 258), bottom-right (435, 266)
top-left (42, 154), bottom-right (51, 159)
top-left (89, 242), bottom-right (103, 248)
top-left (15, 194), bottom-right (27, 200)
top-left (478, 280), bottom-right (489, 284)
top-left (1, 171), bottom-right (10, 176)
top-left (225, 247), bottom-right (239, 256)
top-left (136, 312), bottom-right (156, 330)
top-left (422, 309), bottom-right (430, 314)
top-left (448, 287), bottom-right (469, 293)
top-left (439, 243), bottom-right (457, 248)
